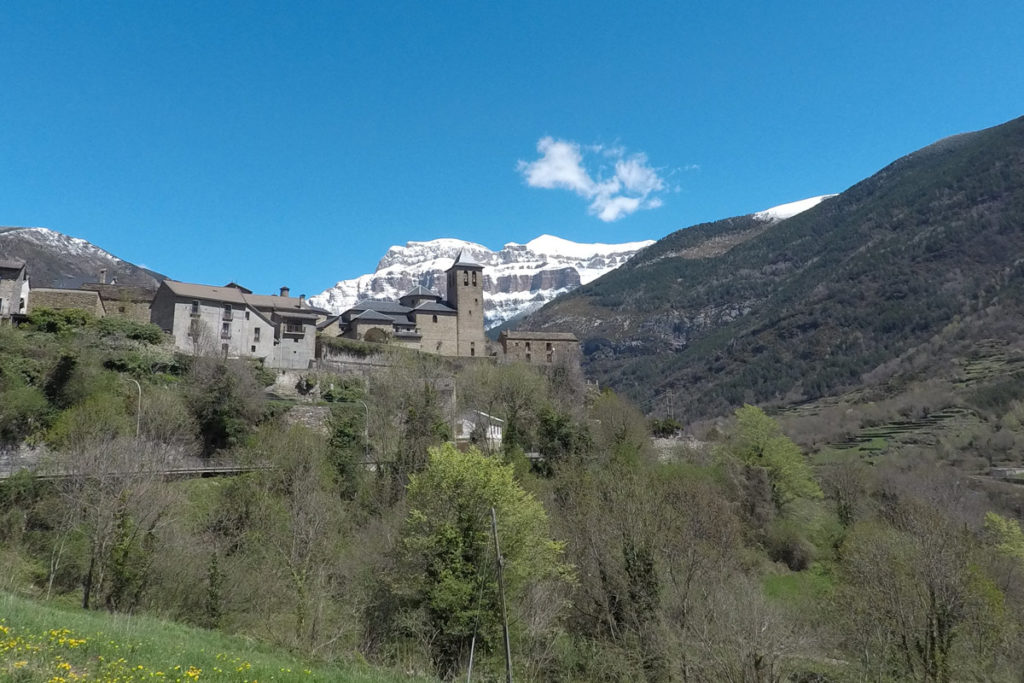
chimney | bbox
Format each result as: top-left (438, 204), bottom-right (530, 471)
top-left (280, 286), bottom-right (290, 298)
top-left (99, 268), bottom-right (107, 284)
top-left (298, 294), bottom-right (306, 306)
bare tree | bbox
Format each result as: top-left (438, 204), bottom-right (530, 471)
top-left (48, 436), bottom-right (178, 611)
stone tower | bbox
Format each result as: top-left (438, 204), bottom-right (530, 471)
top-left (445, 250), bottom-right (486, 357)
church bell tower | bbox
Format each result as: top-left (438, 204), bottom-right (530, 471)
top-left (445, 251), bottom-right (486, 357)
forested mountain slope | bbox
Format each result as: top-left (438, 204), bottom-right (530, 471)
top-left (522, 115), bottom-right (1024, 419)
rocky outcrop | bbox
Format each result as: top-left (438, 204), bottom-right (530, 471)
top-left (310, 235), bottom-right (653, 328)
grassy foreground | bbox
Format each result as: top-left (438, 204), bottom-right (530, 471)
top-left (0, 593), bottom-right (429, 683)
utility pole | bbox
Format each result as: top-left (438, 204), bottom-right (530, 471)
top-left (491, 507), bottom-right (513, 683)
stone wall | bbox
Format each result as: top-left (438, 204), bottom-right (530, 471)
top-left (28, 288), bottom-right (106, 316)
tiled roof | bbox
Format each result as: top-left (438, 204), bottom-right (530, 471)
top-left (161, 280), bottom-right (247, 304)
top-left (160, 280), bottom-right (327, 314)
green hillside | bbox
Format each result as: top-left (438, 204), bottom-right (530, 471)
top-left (0, 592), bottom-right (428, 682)
top-left (523, 115), bottom-right (1024, 423)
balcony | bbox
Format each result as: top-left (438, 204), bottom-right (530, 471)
top-left (283, 323), bottom-right (305, 336)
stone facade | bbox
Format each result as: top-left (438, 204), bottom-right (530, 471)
top-left (27, 288), bottom-right (106, 317)
top-left (498, 330), bottom-right (580, 366)
top-left (0, 259), bottom-right (29, 320)
top-left (80, 283), bottom-right (156, 323)
top-left (445, 253), bottom-right (486, 357)
top-left (150, 281), bottom-right (322, 370)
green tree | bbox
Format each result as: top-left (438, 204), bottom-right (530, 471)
top-left (375, 443), bottom-right (570, 679)
top-left (724, 404), bottom-right (821, 508)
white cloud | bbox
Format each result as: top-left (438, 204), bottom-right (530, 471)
top-left (517, 137), bottom-right (668, 222)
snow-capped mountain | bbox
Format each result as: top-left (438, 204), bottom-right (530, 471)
top-left (309, 235), bottom-right (655, 328)
top-left (0, 227), bottom-right (163, 288)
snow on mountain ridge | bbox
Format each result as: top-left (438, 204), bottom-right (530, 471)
top-left (310, 235), bottom-right (654, 328)
top-left (753, 194), bottom-right (836, 222)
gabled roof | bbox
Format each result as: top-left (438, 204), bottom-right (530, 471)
top-left (413, 301), bottom-right (457, 314)
top-left (223, 282), bottom-right (253, 293)
top-left (401, 285), bottom-right (440, 300)
top-left (350, 309), bottom-right (396, 323)
top-left (317, 315), bottom-right (341, 330)
top-left (448, 249), bottom-right (484, 270)
top-left (160, 280), bottom-right (248, 304)
top-left (159, 279), bottom-right (327, 315)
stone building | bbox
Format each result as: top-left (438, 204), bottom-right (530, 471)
top-left (27, 287), bottom-right (106, 317)
top-left (325, 252), bottom-right (486, 357)
top-left (498, 330), bottom-right (580, 366)
top-left (150, 280), bottom-right (326, 369)
top-left (80, 283), bottom-right (156, 323)
top-left (0, 258), bottom-right (29, 321)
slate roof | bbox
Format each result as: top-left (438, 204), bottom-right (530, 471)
top-left (401, 285), bottom-right (440, 300)
top-left (350, 299), bottom-right (412, 315)
top-left (350, 309), bottom-right (397, 323)
top-left (499, 330), bottom-right (578, 341)
top-left (317, 315), bottom-right (341, 330)
top-left (413, 301), bottom-right (457, 314)
top-left (450, 249), bottom-right (484, 269)
top-left (0, 258), bottom-right (28, 273)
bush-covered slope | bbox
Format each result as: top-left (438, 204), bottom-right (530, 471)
top-left (523, 115), bottom-right (1024, 419)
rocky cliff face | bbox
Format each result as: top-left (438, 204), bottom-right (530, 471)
top-left (309, 235), bottom-right (653, 328)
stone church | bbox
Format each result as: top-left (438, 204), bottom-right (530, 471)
top-left (319, 251), bottom-right (488, 357)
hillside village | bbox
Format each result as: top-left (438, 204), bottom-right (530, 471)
top-left (0, 250), bottom-right (580, 372)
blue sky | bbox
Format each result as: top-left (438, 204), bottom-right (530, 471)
top-left (2, 1), bottom-right (1023, 297)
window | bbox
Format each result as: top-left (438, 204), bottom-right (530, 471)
top-left (463, 271), bottom-right (468, 285)
top-left (221, 322), bottom-right (231, 339)
top-left (251, 345), bottom-right (256, 353)
top-left (432, 314), bottom-right (437, 323)
top-left (245, 310), bottom-right (250, 320)
top-left (546, 352), bottom-right (553, 363)
top-left (472, 271), bottom-right (477, 286)
top-left (525, 341), bottom-right (531, 351)
top-left (254, 327), bottom-right (261, 342)
top-left (223, 304), bottom-right (232, 320)
top-left (526, 353), bottom-right (531, 362)
top-left (546, 342), bottom-right (553, 351)
top-left (221, 343), bottom-right (228, 356)
top-left (190, 299), bottom-right (200, 315)
top-left (470, 341), bottom-right (475, 357)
